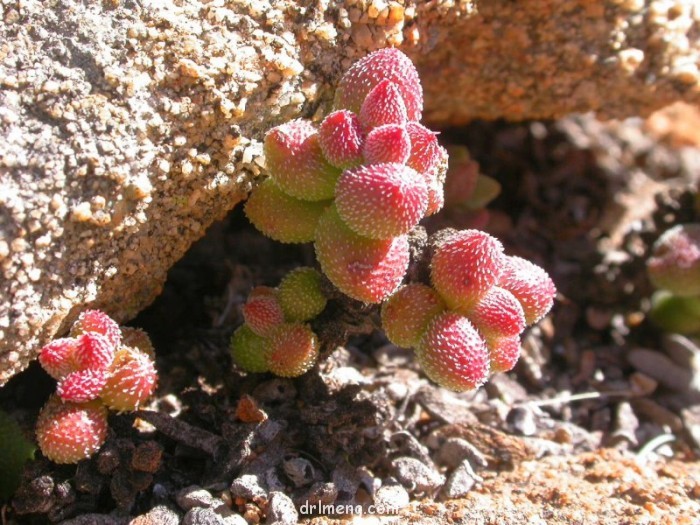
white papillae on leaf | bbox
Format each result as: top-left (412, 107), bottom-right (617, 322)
top-left (266, 323), bottom-right (319, 377)
top-left (430, 230), bottom-right (506, 311)
top-left (243, 287), bottom-right (285, 336)
top-left (417, 312), bottom-right (490, 392)
top-left (335, 162), bottom-right (428, 240)
top-left (314, 206), bottom-right (410, 303)
top-left (363, 124), bottom-right (412, 165)
top-left (36, 396), bottom-right (108, 464)
top-left (498, 255), bottom-right (556, 325)
top-left (56, 368), bottom-right (108, 403)
top-left (381, 283), bottom-right (445, 348)
top-left (469, 286), bottom-right (526, 339)
top-left (359, 79), bottom-right (408, 129)
top-left (487, 335), bottom-right (522, 373)
top-left (100, 347), bottom-right (157, 412)
top-left (70, 309), bottom-right (122, 348)
top-left (318, 110), bottom-right (365, 169)
top-left (264, 120), bottom-right (340, 201)
top-left (277, 267), bottom-right (327, 322)
top-left (334, 48), bottom-right (423, 121)
top-left (244, 179), bottom-right (331, 244)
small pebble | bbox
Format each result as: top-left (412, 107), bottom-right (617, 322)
top-left (331, 463), bottom-right (361, 502)
top-left (266, 491), bottom-right (298, 525)
top-left (183, 507), bottom-right (246, 525)
top-left (265, 467), bottom-right (287, 492)
top-left (373, 482), bottom-right (409, 510)
top-left (627, 348), bottom-right (693, 392)
top-left (176, 486), bottom-right (218, 511)
top-left (391, 457), bottom-right (445, 494)
top-left (385, 381), bottom-right (409, 401)
top-left (436, 437), bottom-right (488, 469)
top-left (294, 482), bottom-right (338, 509)
top-left (257, 419), bottom-right (285, 444)
top-left (610, 401), bottom-right (639, 447)
top-left (130, 505), bottom-right (181, 525)
top-left (415, 386), bottom-right (479, 425)
top-left (131, 441), bottom-right (163, 473)
top-left (230, 474), bottom-right (267, 500)
top-left (661, 334), bottom-right (700, 369)
top-left (283, 457), bottom-right (315, 488)
top-left (442, 460), bottom-right (482, 499)
top-left (681, 405), bottom-right (700, 449)
top-left (507, 406), bottom-right (538, 436)
top-left (631, 398), bottom-right (683, 432)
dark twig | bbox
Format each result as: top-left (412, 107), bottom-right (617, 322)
top-left (134, 410), bottom-right (226, 457)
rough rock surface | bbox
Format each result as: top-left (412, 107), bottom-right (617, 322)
top-left (1, 0), bottom-right (699, 385)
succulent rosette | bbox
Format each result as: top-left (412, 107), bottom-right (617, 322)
top-left (36, 310), bottom-right (158, 463)
top-left (245, 48), bottom-right (448, 304)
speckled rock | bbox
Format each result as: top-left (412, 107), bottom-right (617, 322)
top-left (417, 0), bottom-right (700, 124)
top-left (2, 0), bottom-right (699, 385)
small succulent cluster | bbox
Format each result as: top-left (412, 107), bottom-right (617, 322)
top-left (433, 145), bottom-right (501, 230)
top-left (245, 48), bottom-right (448, 303)
top-left (382, 230), bottom-right (556, 391)
top-left (646, 223), bottom-right (700, 334)
top-left (36, 310), bottom-right (157, 464)
top-left (240, 48), bottom-right (557, 391)
top-left (230, 267), bottom-right (328, 377)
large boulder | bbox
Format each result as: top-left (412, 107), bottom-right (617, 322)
top-left (1, 0), bottom-right (699, 385)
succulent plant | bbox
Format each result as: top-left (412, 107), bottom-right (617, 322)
top-left (406, 122), bottom-right (448, 216)
top-left (230, 324), bottom-right (271, 373)
top-left (314, 206), bottom-right (410, 303)
top-left (40, 332), bottom-right (115, 385)
top-left (647, 223), bottom-right (700, 297)
top-left (416, 312), bottom-right (490, 392)
top-left (318, 110), bottom-right (364, 169)
top-left (487, 335), bottom-right (522, 374)
top-left (334, 47), bottom-right (423, 122)
top-left (100, 347), bottom-right (158, 412)
top-left (430, 230), bottom-right (506, 312)
top-left (37, 310), bottom-right (159, 463)
top-left (498, 255), bottom-right (557, 326)
top-left (70, 309), bottom-right (122, 348)
top-left (39, 337), bottom-right (81, 380)
top-left (35, 396), bottom-right (108, 465)
top-left (244, 179), bottom-right (331, 243)
top-left (469, 286), bottom-right (526, 340)
top-left (264, 119), bottom-right (341, 201)
top-left (277, 267), bottom-right (328, 322)
top-left (73, 332), bottom-right (117, 371)
top-left (242, 286), bottom-right (285, 336)
top-left (649, 290), bottom-right (700, 335)
top-left (363, 124), bottom-right (412, 165)
top-left (231, 267), bottom-right (326, 377)
top-left (266, 323), bottom-right (319, 377)
top-left (405, 122), bottom-right (442, 175)
top-left (335, 163), bottom-right (428, 239)
top-left (358, 79), bottom-right (408, 129)
top-left (56, 368), bottom-right (108, 403)
top-left (381, 283), bottom-right (445, 348)
top-left (237, 48), bottom-right (558, 393)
